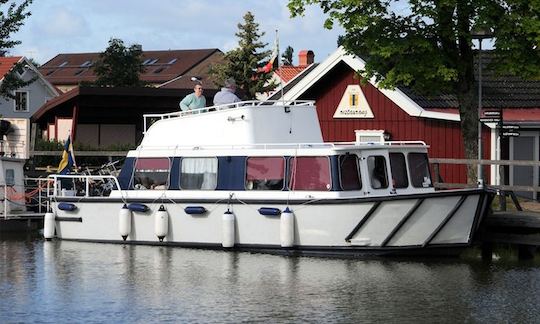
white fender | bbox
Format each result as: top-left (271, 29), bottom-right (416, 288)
top-left (118, 204), bottom-right (132, 241)
top-left (44, 210), bottom-right (55, 240)
top-left (222, 210), bottom-right (235, 248)
top-left (154, 205), bottom-right (169, 242)
top-left (280, 207), bottom-right (295, 247)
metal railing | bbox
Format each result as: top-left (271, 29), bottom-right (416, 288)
top-left (48, 174), bottom-right (121, 198)
top-left (143, 100), bottom-right (316, 133)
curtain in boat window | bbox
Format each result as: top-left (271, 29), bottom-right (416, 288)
top-left (180, 157), bottom-right (218, 190)
top-left (246, 157), bottom-right (285, 190)
top-left (288, 156), bottom-right (331, 191)
top-left (133, 158), bottom-right (170, 190)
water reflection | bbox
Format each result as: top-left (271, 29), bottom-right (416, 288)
top-left (0, 237), bottom-right (539, 323)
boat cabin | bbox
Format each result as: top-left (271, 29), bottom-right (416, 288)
top-left (55, 101), bottom-right (434, 198)
top-left (115, 144), bottom-right (433, 197)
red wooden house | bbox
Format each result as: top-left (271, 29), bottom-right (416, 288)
top-left (270, 47), bottom-right (492, 185)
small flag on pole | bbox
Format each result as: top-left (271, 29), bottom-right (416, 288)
top-left (260, 31), bottom-right (279, 73)
top-left (57, 133), bottom-right (76, 175)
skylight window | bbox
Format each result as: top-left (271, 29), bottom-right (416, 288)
top-left (143, 58), bottom-right (159, 65)
top-left (168, 58), bottom-right (177, 64)
top-left (59, 61), bottom-right (68, 67)
top-left (80, 61), bottom-right (92, 67)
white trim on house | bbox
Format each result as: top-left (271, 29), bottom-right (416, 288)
top-left (281, 47), bottom-right (460, 122)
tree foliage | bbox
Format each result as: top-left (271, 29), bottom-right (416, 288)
top-left (0, 0), bottom-right (34, 100)
top-left (209, 12), bottom-right (277, 99)
top-left (94, 38), bottom-right (146, 87)
top-left (288, 0), bottom-right (540, 182)
top-left (282, 45), bottom-right (294, 66)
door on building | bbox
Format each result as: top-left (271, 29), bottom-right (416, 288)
top-left (510, 132), bottom-right (539, 200)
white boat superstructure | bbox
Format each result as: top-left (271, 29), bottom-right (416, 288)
top-left (46, 101), bottom-right (493, 256)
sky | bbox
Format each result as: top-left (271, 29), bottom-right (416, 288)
top-left (10, 0), bottom-right (344, 65)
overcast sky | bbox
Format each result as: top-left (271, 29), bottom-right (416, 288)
top-left (11, 0), bottom-right (344, 65)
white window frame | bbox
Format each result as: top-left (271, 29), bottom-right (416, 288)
top-left (14, 91), bottom-right (29, 112)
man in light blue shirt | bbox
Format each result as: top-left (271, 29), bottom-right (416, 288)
top-left (213, 78), bottom-right (241, 106)
top-left (180, 84), bottom-right (206, 111)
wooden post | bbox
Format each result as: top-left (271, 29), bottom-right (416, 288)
top-left (499, 165), bottom-right (506, 211)
top-left (481, 242), bottom-right (493, 261)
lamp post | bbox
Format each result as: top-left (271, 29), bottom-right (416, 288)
top-left (472, 29), bottom-right (493, 187)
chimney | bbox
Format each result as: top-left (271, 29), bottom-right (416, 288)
top-left (298, 50), bottom-right (314, 66)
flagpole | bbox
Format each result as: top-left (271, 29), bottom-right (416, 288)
top-left (276, 29), bottom-right (285, 106)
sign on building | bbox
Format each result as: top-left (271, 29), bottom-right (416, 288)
top-left (333, 85), bottom-right (374, 119)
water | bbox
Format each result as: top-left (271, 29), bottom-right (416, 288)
top-left (1, 234), bottom-right (539, 323)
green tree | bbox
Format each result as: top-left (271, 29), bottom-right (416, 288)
top-left (282, 45), bottom-right (294, 66)
top-left (209, 12), bottom-right (276, 99)
top-left (288, 0), bottom-right (540, 183)
top-left (0, 0), bottom-right (34, 99)
top-left (94, 38), bottom-right (146, 87)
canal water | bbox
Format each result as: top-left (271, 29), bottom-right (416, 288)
top-left (1, 233), bottom-right (539, 323)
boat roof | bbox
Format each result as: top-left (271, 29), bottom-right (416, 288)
top-left (135, 100), bottom-right (429, 156)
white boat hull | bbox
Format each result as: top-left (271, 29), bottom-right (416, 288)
top-left (51, 189), bottom-right (492, 256)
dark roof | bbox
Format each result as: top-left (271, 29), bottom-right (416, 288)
top-left (267, 63), bottom-right (319, 100)
top-left (39, 49), bottom-right (222, 86)
top-left (402, 53), bottom-right (540, 109)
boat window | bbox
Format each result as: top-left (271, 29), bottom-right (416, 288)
top-left (133, 158), bottom-right (170, 190)
top-left (339, 154), bottom-right (362, 190)
top-left (245, 157), bottom-right (285, 190)
top-left (408, 153), bottom-right (433, 188)
top-left (288, 156), bottom-right (331, 191)
top-left (367, 156), bottom-right (389, 189)
top-left (389, 153), bottom-right (409, 188)
top-left (180, 157), bottom-right (218, 190)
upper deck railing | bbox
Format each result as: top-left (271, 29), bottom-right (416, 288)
top-left (143, 100), bottom-right (315, 134)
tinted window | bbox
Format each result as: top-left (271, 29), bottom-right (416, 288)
top-left (408, 153), bottom-right (433, 188)
top-left (339, 154), bottom-right (362, 190)
top-left (133, 158), bottom-right (170, 190)
top-left (180, 157), bottom-right (218, 190)
top-left (289, 156), bottom-right (331, 191)
top-left (246, 157), bottom-right (285, 190)
top-left (367, 156), bottom-right (389, 189)
top-left (389, 153), bottom-right (409, 188)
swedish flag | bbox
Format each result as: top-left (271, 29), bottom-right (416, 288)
top-left (57, 134), bottom-right (76, 174)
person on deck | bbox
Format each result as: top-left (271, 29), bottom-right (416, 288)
top-left (213, 78), bottom-right (241, 106)
top-left (180, 84), bottom-right (206, 111)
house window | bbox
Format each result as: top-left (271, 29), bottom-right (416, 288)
top-left (5, 169), bottom-right (14, 186)
top-left (367, 155), bottom-right (389, 189)
top-left (408, 153), bottom-right (433, 188)
top-left (339, 154), bottom-right (362, 190)
top-left (245, 157), bottom-right (285, 190)
top-left (389, 153), bottom-right (409, 188)
top-left (288, 156), bottom-right (331, 191)
top-left (133, 158), bottom-right (170, 190)
top-left (180, 157), bottom-right (218, 190)
top-left (14, 91), bottom-right (28, 112)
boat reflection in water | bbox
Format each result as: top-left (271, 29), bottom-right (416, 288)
top-left (0, 240), bottom-right (524, 322)
top-left (46, 101), bottom-right (494, 256)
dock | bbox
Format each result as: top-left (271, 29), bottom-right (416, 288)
top-left (0, 212), bottom-right (45, 231)
top-left (477, 211), bottom-right (540, 259)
